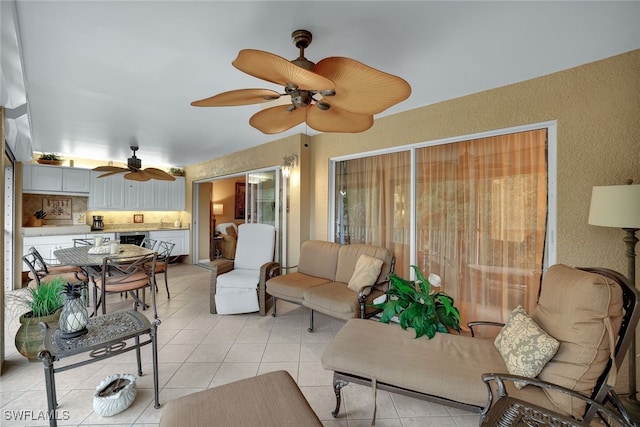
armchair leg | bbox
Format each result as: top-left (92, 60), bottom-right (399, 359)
top-left (272, 297), bottom-right (277, 317)
top-left (308, 309), bottom-right (314, 332)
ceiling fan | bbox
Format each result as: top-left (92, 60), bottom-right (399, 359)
top-left (93, 146), bottom-right (175, 182)
top-left (191, 29), bottom-right (411, 134)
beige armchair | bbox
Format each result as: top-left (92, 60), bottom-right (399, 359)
top-left (215, 222), bottom-right (238, 259)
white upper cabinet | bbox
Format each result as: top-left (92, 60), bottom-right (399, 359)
top-left (90, 173), bottom-right (185, 211)
top-left (23, 164), bottom-right (91, 195)
top-left (89, 171), bottom-right (125, 209)
top-left (154, 178), bottom-right (185, 211)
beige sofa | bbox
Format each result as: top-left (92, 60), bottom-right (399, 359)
top-left (266, 240), bottom-right (395, 330)
top-left (321, 265), bottom-right (640, 424)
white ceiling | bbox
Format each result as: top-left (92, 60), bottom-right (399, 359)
top-left (3, 1), bottom-right (639, 168)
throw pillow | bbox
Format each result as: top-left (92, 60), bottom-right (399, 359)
top-left (494, 305), bottom-right (560, 389)
top-left (347, 254), bottom-right (384, 292)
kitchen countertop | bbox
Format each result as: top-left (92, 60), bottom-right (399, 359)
top-left (22, 225), bottom-right (189, 237)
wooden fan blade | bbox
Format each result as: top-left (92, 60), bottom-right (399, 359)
top-left (233, 49), bottom-right (335, 91)
top-left (314, 57), bottom-right (411, 115)
top-left (93, 166), bottom-right (128, 172)
top-left (97, 170), bottom-right (127, 178)
top-left (143, 168), bottom-right (176, 181)
top-left (249, 105), bottom-right (306, 134)
top-left (124, 171), bottom-right (151, 182)
top-left (191, 89), bottom-right (281, 107)
top-left (307, 104), bottom-right (373, 133)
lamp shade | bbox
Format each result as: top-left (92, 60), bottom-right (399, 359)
top-left (212, 203), bottom-right (223, 216)
top-left (588, 184), bottom-right (640, 228)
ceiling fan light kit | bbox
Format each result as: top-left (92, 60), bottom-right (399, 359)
top-left (191, 29), bottom-right (411, 134)
top-left (93, 146), bottom-right (176, 182)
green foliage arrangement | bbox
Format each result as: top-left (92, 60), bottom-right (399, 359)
top-left (38, 153), bottom-right (62, 161)
top-left (373, 265), bottom-right (461, 339)
top-left (20, 277), bottom-right (65, 318)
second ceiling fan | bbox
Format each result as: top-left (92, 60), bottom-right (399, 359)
top-left (191, 29), bottom-right (411, 134)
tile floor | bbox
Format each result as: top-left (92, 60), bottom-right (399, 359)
top-left (2, 263), bottom-right (481, 426)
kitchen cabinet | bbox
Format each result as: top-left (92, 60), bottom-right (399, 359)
top-left (124, 180), bottom-right (155, 210)
top-left (23, 164), bottom-right (91, 195)
top-left (62, 168), bottom-right (91, 193)
top-left (88, 171), bottom-right (125, 210)
top-left (89, 173), bottom-right (184, 211)
top-left (22, 232), bottom-right (115, 271)
top-left (154, 178), bottom-right (185, 211)
top-left (149, 229), bottom-right (189, 256)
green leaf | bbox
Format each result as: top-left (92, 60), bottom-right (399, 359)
top-left (411, 265), bottom-right (431, 295)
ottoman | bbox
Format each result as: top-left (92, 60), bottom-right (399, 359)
top-left (160, 370), bottom-right (322, 426)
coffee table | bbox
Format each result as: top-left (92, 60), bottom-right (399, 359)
top-left (38, 309), bottom-right (160, 427)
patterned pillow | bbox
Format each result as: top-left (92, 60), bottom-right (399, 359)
top-left (494, 305), bottom-right (560, 389)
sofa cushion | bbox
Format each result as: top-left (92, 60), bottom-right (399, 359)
top-left (348, 254), bottom-right (384, 292)
top-left (303, 282), bottom-right (359, 320)
top-left (267, 272), bottom-right (331, 304)
top-left (322, 319), bottom-right (554, 410)
top-left (335, 244), bottom-right (394, 285)
top-left (297, 240), bottom-right (341, 281)
top-left (494, 305), bottom-right (559, 389)
top-left (532, 264), bottom-right (623, 417)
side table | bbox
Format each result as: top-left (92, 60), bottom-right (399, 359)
top-left (38, 310), bottom-right (160, 427)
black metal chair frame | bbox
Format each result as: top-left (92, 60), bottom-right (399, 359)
top-left (91, 252), bottom-right (157, 316)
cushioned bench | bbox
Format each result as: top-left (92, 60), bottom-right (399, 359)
top-left (321, 265), bottom-right (640, 424)
top-left (266, 240), bottom-right (395, 330)
top-left (159, 370), bottom-right (322, 427)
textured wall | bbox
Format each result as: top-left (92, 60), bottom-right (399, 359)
top-left (187, 49), bottom-right (639, 390)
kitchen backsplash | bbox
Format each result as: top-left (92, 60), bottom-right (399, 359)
top-left (22, 194), bottom-right (185, 228)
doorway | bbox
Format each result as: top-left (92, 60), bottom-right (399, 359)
top-left (193, 167), bottom-right (285, 270)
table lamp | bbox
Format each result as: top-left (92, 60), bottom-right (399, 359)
top-left (588, 181), bottom-right (640, 417)
top-left (212, 202), bottom-right (223, 232)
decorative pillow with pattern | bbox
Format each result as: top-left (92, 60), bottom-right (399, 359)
top-left (494, 305), bottom-right (560, 389)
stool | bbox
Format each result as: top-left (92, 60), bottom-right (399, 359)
top-left (160, 370), bottom-right (322, 427)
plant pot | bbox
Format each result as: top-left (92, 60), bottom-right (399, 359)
top-left (15, 309), bottom-right (61, 362)
top-left (93, 374), bottom-right (137, 417)
top-left (36, 159), bottom-right (63, 166)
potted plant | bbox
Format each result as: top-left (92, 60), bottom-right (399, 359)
top-left (13, 277), bottom-right (65, 361)
top-left (373, 265), bottom-right (461, 339)
top-left (169, 167), bottom-right (184, 177)
top-left (24, 209), bottom-right (47, 227)
top-left (37, 153), bottom-right (63, 165)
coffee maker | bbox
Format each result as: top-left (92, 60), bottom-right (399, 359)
top-left (91, 215), bottom-right (104, 231)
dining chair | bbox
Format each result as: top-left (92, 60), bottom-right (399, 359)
top-left (91, 252), bottom-right (158, 316)
top-left (23, 247), bottom-right (87, 288)
top-left (140, 237), bottom-right (157, 250)
top-left (146, 241), bottom-right (175, 299)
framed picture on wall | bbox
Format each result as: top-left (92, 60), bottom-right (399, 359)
top-left (235, 182), bottom-right (246, 219)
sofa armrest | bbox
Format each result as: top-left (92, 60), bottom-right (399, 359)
top-left (467, 321), bottom-right (505, 338)
top-left (259, 261), bottom-right (280, 316)
top-left (480, 373), bottom-right (633, 426)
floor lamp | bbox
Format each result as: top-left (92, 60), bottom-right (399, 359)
top-left (588, 181), bottom-right (640, 418)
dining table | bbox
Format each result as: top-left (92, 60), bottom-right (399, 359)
top-left (54, 243), bottom-right (155, 269)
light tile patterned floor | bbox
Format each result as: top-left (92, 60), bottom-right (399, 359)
top-left (2, 263), bottom-right (481, 426)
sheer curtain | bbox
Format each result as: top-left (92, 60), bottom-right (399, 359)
top-left (334, 128), bottom-right (547, 326)
top-left (334, 151), bottom-right (411, 276)
top-left (416, 129), bottom-right (547, 326)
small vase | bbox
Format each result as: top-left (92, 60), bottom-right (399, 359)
top-left (15, 309), bottom-right (61, 362)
